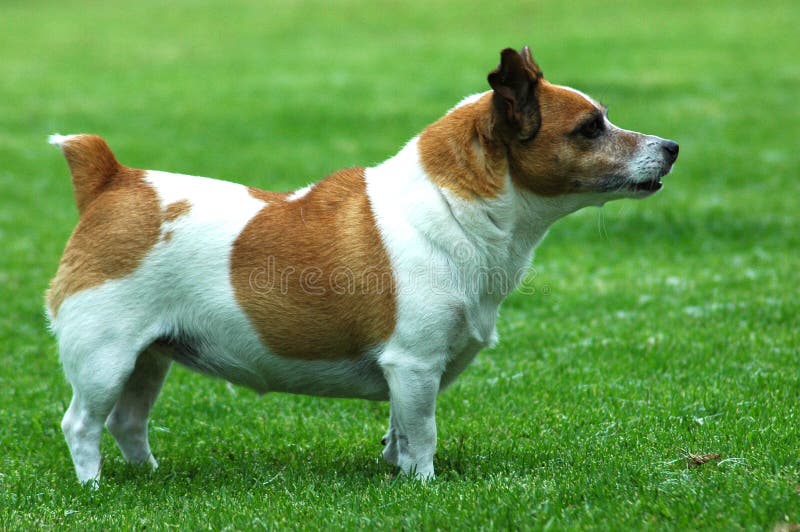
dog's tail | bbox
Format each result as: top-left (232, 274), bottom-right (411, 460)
top-left (48, 134), bottom-right (122, 215)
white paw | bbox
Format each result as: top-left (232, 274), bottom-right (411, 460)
top-left (397, 455), bottom-right (435, 481)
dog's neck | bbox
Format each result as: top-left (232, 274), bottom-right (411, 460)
top-left (423, 106), bottom-right (593, 247)
top-left (416, 91), bottom-right (594, 247)
top-left (367, 95), bottom-right (597, 302)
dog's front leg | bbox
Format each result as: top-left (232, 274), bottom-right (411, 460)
top-left (380, 361), bottom-right (440, 480)
top-left (381, 403), bottom-right (399, 466)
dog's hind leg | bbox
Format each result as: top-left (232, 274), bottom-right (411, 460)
top-left (60, 340), bottom-right (143, 486)
top-left (105, 346), bottom-right (171, 469)
top-left (56, 302), bottom-right (162, 487)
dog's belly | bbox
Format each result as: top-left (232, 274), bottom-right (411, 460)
top-left (153, 331), bottom-right (389, 400)
top-left (135, 242), bottom-right (390, 399)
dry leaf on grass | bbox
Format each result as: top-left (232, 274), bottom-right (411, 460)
top-left (687, 452), bottom-right (721, 468)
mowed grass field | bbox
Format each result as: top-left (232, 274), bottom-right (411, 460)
top-left (1, 0), bottom-right (798, 528)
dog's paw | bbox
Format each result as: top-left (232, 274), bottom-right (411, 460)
top-left (398, 463), bottom-right (435, 482)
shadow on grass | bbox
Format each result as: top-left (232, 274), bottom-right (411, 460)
top-left (99, 443), bottom-right (394, 491)
top-left (93, 433), bottom-right (556, 490)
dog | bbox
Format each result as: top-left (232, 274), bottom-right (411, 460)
top-left (47, 46), bottom-right (678, 485)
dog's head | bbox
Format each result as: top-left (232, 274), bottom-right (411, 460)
top-left (488, 47), bottom-right (678, 201)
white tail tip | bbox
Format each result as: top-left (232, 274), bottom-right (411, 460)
top-left (48, 134), bottom-right (76, 147)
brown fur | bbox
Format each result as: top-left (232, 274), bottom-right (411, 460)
top-left (508, 81), bottom-right (641, 196)
top-left (247, 186), bottom-right (286, 203)
top-left (230, 168), bottom-right (396, 360)
top-left (57, 135), bottom-right (122, 214)
top-left (48, 145), bottom-right (195, 316)
top-left (163, 200), bottom-right (191, 222)
top-left (417, 93), bottom-right (508, 199)
top-left (47, 167), bottom-right (161, 316)
top-left (159, 202), bottom-right (191, 244)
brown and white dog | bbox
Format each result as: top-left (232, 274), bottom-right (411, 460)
top-left (47, 46), bottom-right (678, 485)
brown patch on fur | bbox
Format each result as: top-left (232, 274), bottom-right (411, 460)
top-left (247, 186), bottom-right (286, 203)
top-left (506, 82), bottom-right (641, 196)
top-left (418, 92), bottom-right (508, 198)
top-left (56, 135), bottom-right (122, 214)
top-left (47, 166), bottom-right (161, 316)
top-left (48, 139), bottom-right (197, 316)
top-left (230, 167), bottom-right (396, 360)
top-left (163, 200), bottom-right (191, 222)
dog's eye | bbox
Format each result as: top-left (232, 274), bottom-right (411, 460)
top-left (580, 116), bottom-right (605, 139)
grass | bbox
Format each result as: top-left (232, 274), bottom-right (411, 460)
top-left (1, 0), bottom-right (799, 528)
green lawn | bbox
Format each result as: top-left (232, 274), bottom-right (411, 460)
top-left (2, 0), bottom-right (799, 528)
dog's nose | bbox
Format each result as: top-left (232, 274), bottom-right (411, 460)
top-left (661, 140), bottom-right (679, 163)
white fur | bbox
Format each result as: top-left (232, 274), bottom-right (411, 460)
top-left (623, 132), bottom-right (677, 184)
top-left (48, 134), bottom-right (75, 147)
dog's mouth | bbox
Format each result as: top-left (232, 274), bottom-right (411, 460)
top-left (627, 178), bottom-right (663, 193)
top-left (594, 175), bottom-right (665, 196)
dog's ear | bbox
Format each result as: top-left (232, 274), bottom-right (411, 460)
top-left (487, 46), bottom-right (543, 141)
top-left (519, 45), bottom-right (543, 78)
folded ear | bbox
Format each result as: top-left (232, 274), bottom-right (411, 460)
top-left (487, 47), bottom-right (543, 141)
